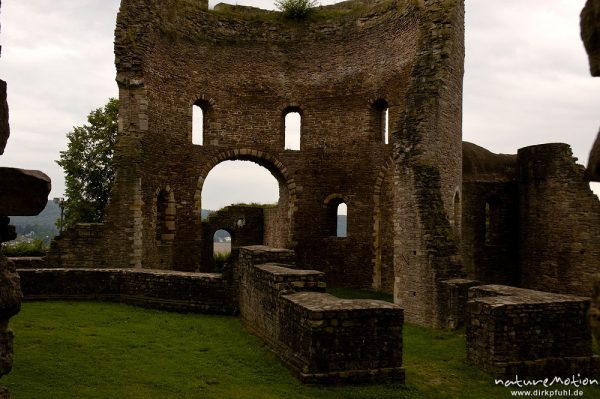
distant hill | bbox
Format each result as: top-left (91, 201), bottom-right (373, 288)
top-left (10, 200), bottom-right (60, 243)
top-left (9, 204), bottom-right (348, 242)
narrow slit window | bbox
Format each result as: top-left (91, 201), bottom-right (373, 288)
top-left (337, 202), bottom-right (347, 238)
top-left (484, 197), bottom-right (500, 246)
top-left (382, 107), bottom-right (389, 144)
top-left (284, 111), bottom-right (301, 150)
top-left (372, 99), bottom-right (389, 144)
top-left (192, 104), bottom-right (204, 145)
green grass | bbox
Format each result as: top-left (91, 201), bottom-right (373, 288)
top-left (2, 301), bottom-right (599, 398)
top-left (327, 287), bottom-right (394, 302)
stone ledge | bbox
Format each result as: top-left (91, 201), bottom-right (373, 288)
top-left (467, 285), bottom-right (597, 379)
top-left (284, 291), bottom-right (400, 312)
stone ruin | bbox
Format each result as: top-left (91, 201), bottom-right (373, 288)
top-left (7, 0), bottom-right (600, 386)
top-left (0, 1), bottom-right (51, 396)
top-left (582, 0), bottom-right (600, 346)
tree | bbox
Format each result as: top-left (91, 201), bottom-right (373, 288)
top-left (275, 0), bottom-right (319, 20)
top-left (56, 98), bottom-right (118, 229)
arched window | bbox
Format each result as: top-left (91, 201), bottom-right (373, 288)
top-left (372, 99), bottom-right (389, 144)
top-left (283, 108), bottom-right (301, 150)
top-left (213, 229), bottom-right (231, 256)
top-left (324, 195), bottom-right (348, 238)
top-left (156, 188), bottom-right (176, 242)
top-left (192, 99), bottom-right (210, 145)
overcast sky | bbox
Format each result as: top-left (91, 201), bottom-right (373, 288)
top-left (0, 0), bottom-right (598, 210)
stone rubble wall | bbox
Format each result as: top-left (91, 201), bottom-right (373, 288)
top-left (466, 285), bottom-right (600, 379)
top-left (438, 278), bottom-right (480, 330)
top-left (517, 144), bottom-right (600, 296)
top-left (44, 223), bottom-right (107, 268)
top-left (392, 0), bottom-right (465, 328)
top-left (461, 142), bottom-right (600, 298)
top-left (17, 268), bottom-right (235, 314)
top-left (235, 246), bottom-right (405, 384)
top-left (0, 256), bottom-right (21, 399)
top-left (581, 0), bottom-right (600, 344)
top-left (98, 0), bottom-right (466, 321)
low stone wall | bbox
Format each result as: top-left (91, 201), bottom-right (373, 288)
top-left (236, 246), bottom-right (405, 384)
top-left (44, 223), bottom-right (107, 268)
top-left (18, 268), bottom-right (235, 314)
top-left (438, 278), bottom-right (480, 330)
top-left (466, 285), bottom-right (600, 378)
top-left (8, 257), bottom-right (46, 269)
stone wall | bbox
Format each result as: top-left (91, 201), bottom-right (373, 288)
top-left (72, 0), bottom-right (468, 327)
top-left (0, 257), bottom-right (21, 399)
top-left (392, 0), bottom-right (465, 328)
top-left (518, 144), bottom-right (600, 296)
top-left (461, 142), bottom-right (600, 298)
top-left (461, 143), bottom-right (519, 286)
top-left (44, 223), bottom-right (107, 268)
top-left (18, 268), bottom-right (235, 314)
top-left (461, 181), bottom-right (518, 285)
top-left (200, 205), bottom-right (265, 271)
top-left (235, 246), bottom-right (405, 384)
top-left (466, 285), bottom-right (599, 378)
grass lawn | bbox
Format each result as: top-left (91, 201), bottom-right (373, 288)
top-left (2, 299), bottom-right (599, 399)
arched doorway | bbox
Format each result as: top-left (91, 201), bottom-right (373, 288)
top-left (194, 150), bottom-right (296, 271)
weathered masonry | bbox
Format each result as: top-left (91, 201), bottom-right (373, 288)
top-left (46, 0), bottom-right (466, 328)
top-left (466, 285), bottom-right (599, 379)
top-left (462, 142), bottom-right (600, 297)
top-left (18, 246), bottom-right (406, 384)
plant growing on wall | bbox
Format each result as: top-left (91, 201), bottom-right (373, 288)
top-left (276, 0), bottom-right (319, 20)
top-left (56, 98), bottom-right (118, 230)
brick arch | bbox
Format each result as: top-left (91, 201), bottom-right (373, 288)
top-left (154, 185), bottom-right (176, 243)
top-left (194, 148), bottom-right (297, 247)
top-left (372, 157), bottom-right (396, 291)
top-left (322, 193), bottom-right (349, 207)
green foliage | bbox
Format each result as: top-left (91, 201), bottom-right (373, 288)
top-left (213, 251), bottom-right (231, 272)
top-left (10, 200), bottom-right (60, 242)
top-left (275, 0), bottom-right (319, 20)
top-left (1, 239), bottom-right (48, 257)
top-left (327, 287), bottom-right (393, 302)
top-left (56, 99), bottom-right (118, 230)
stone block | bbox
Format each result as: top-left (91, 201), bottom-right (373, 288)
top-left (466, 285), bottom-right (599, 379)
top-left (0, 168), bottom-right (50, 216)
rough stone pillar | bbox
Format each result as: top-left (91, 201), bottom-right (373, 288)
top-left (582, 0), bottom-right (600, 181)
top-left (0, 3), bottom-right (51, 395)
top-left (581, 0), bottom-right (600, 343)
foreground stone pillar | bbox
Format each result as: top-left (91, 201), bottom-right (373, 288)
top-left (0, 255), bottom-right (22, 399)
top-left (0, 4), bottom-right (51, 394)
top-left (581, 0), bottom-right (600, 343)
